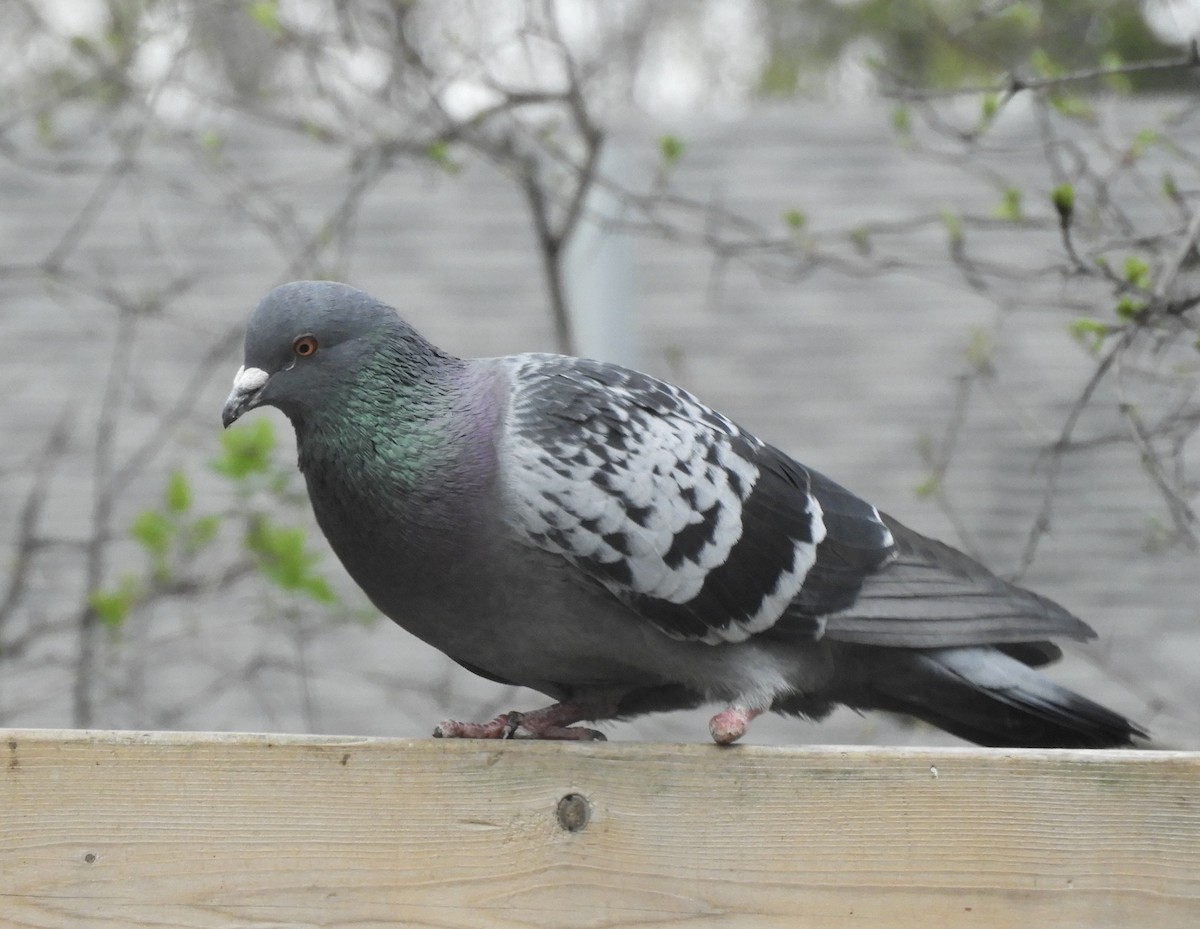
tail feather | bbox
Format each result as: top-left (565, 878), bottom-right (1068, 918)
top-left (839, 645), bottom-right (1145, 748)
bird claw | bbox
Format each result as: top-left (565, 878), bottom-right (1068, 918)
top-left (500, 711), bottom-right (524, 739)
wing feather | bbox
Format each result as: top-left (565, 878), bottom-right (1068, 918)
top-left (495, 354), bottom-right (1091, 651)
top-left (820, 515), bottom-right (1096, 646)
top-left (498, 355), bottom-right (824, 644)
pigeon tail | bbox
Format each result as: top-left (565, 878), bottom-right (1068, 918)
top-left (839, 645), bottom-right (1145, 748)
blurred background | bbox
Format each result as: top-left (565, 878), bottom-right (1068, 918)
top-left (1, 0), bottom-right (1198, 747)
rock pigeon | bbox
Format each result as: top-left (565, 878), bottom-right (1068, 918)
top-left (222, 280), bottom-right (1145, 748)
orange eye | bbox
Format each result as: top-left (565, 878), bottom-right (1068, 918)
top-left (293, 334), bottom-right (318, 358)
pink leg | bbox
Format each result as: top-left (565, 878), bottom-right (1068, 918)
top-left (433, 699), bottom-right (612, 741)
top-left (709, 705), bottom-right (762, 745)
top-left (431, 712), bottom-right (523, 740)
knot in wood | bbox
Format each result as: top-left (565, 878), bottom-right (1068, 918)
top-left (556, 793), bottom-right (590, 832)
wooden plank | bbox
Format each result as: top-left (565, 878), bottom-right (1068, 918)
top-left (2, 729), bottom-right (1197, 929)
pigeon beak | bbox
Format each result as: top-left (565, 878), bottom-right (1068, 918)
top-left (222, 365), bottom-right (270, 428)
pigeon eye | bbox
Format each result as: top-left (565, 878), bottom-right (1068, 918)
top-left (293, 335), bottom-right (318, 358)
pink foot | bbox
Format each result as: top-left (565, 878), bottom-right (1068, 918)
top-left (433, 702), bottom-right (608, 741)
top-left (709, 706), bottom-right (762, 745)
top-left (432, 712), bottom-right (522, 739)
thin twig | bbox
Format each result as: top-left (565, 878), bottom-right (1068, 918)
top-left (0, 405), bottom-right (75, 636)
top-left (73, 302), bottom-right (139, 728)
top-left (883, 40), bottom-right (1200, 101)
top-left (1156, 206), bottom-right (1200, 302)
top-left (1012, 327), bottom-right (1135, 580)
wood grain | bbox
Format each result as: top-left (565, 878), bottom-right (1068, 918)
top-left (2, 729), bottom-right (1197, 928)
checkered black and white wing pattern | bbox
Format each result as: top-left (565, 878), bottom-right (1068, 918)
top-left (498, 354), bottom-right (872, 644)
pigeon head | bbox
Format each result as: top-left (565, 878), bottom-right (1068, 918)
top-left (222, 280), bottom-right (417, 429)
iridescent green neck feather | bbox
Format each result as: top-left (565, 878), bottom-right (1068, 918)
top-left (298, 339), bottom-right (466, 486)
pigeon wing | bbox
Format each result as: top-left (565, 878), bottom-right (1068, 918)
top-left (498, 355), bottom-right (844, 644)
top-left (819, 512), bottom-right (1096, 648)
top-left (497, 355), bottom-right (1090, 652)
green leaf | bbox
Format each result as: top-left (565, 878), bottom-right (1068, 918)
top-left (964, 327), bottom-right (992, 372)
top-left (891, 105), bottom-right (911, 140)
top-left (1101, 52), bottom-right (1132, 94)
top-left (1048, 94), bottom-right (1095, 123)
top-left (783, 209), bottom-right (806, 230)
top-left (104, 5), bottom-right (136, 56)
top-left (1069, 318), bottom-right (1109, 353)
top-left (88, 576), bottom-right (140, 629)
top-left (1029, 49), bottom-right (1063, 79)
top-left (131, 509), bottom-right (172, 557)
top-left (1123, 256), bottom-right (1150, 290)
top-left (301, 119), bottom-right (332, 142)
top-left (211, 419), bottom-right (276, 480)
top-left (658, 135), bottom-right (684, 167)
top-left (914, 475), bottom-right (939, 499)
top-left (994, 187), bottom-right (1023, 222)
top-left (165, 470), bottom-right (191, 514)
top-left (199, 130), bottom-right (224, 153)
top-left (1001, 1), bottom-right (1040, 29)
top-left (89, 591), bottom-right (128, 628)
top-left (34, 110), bottom-right (57, 148)
top-left (1115, 297), bottom-right (1146, 321)
top-left (980, 93), bottom-right (999, 125)
top-left (757, 55), bottom-right (801, 97)
top-left (1163, 171), bottom-right (1179, 203)
top-left (1130, 129), bottom-right (1160, 158)
top-left (70, 35), bottom-right (97, 59)
top-left (186, 514), bottom-right (222, 552)
top-left (1051, 183), bottom-right (1074, 223)
top-left (849, 226), bottom-right (870, 253)
top-left (938, 208), bottom-right (964, 248)
top-left (426, 139), bottom-right (462, 175)
top-left (302, 575), bottom-right (337, 605)
top-left (246, 518), bottom-right (333, 602)
top-left (247, 1), bottom-right (282, 37)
